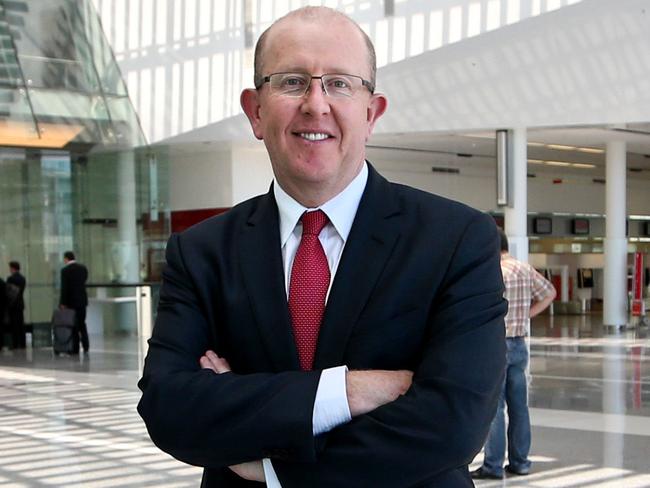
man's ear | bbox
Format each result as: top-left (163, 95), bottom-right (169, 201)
top-left (241, 88), bottom-right (264, 140)
top-left (365, 93), bottom-right (388, 139)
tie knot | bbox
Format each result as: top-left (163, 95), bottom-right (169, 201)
top-left (301, 210), bottom-right (329, 236)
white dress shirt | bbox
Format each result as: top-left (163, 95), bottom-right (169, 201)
top-left (262, 163), bottom-right (369, 487)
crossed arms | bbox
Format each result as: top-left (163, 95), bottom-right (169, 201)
top-left (198, 350), bottom-right (413, 481)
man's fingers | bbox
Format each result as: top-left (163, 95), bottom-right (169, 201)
top-left (207, 350), bottom-right (232, 372)
top-left (199, 355), bottom-right (216, 372)
top-left (200, 350), bottom-right (232, 373)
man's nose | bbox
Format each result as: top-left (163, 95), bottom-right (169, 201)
top-left (301, 78), bottom-right (331, 115)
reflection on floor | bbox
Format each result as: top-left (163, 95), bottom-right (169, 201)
top-left (471, 314), bottom-right (650, 487)
top-left (0, 336), bottom-right (202, 487)
top-left (0, 314), bottom-right (648, 487)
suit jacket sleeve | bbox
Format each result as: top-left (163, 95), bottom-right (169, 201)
top-left (273, 212), bottom-right (507, 486)
top-left (59, 269), bottom-right (67, 307)
top-left (137, 232), bottom-right (323, 468)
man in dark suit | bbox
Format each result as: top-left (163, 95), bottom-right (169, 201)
top-left (0, 276), bottom-right (7, 350)
top-left (7, 261), bottom-right (26, 349)
top-left (138, 6), bottom-right (506, 487)
top-left (59, 251), bottom-right (89, 354)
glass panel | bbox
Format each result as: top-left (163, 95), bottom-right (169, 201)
top-left (28, 88), bottom-right (94, 118)
top-left (0, 86), bottom-right (40, 147)
top-left (20, 55), bottom-right (97, 92)
top-left (0, 14), bottom-right (21, 87)
top-left (105, 96), bottom-right (147, 147)
top-left (0, 86), bottom-right (34, 118)
top-left (0, 0), bottom-right (165, 343)
top-left (0, 148), bottom-right (73, 325)
top-left (81, 2), bottom-right (127, 96)
top-left (8, 0), bottom-right (101, 94)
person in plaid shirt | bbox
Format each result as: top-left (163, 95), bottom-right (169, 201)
top-left (472, 229), bottom-right (556, 480)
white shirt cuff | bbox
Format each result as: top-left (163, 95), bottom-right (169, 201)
top-left (263, 458), bottom-right (281, 487)
top-left (262, 366), bottom-right (351, 488)
top-left (312, 365), bottom-right (352, 435)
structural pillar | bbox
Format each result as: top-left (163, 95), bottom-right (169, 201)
top-left (504, 127), bottom-right (528, 262)
top-left (116, 150), bottom-right (140, 283)
top-left (603, 140), bottom-right (627, 327)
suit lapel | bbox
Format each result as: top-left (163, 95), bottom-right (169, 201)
top-left (238, 189), bottom-right (301, 371)
top-left (314, 165), bottom-right (403, 369)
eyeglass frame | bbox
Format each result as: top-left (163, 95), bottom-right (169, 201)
top-left (255, 72), bottom-right (375, 97)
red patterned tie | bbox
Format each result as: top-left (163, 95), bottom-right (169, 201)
top-left (288, 210), bottom-right (331, 371)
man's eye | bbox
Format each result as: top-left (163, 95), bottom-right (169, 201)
top-left (282, 77), bottom-right (306, 87)
top-left (328, 78), bottom-right (351, 89)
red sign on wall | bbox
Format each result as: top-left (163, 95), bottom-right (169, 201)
top-left (631, 252), bottom-right (644, 317)
top-left (171, 208), bottom-right (230, 233)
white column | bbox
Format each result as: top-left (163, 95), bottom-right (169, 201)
top-left (505, 127), bottom-right (528, 262)
top-left (115, 151), bottom-right (140, 283)
top-left (603, 141), bottom-right (627, 327)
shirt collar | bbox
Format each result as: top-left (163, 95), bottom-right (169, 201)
top-left (274, 162), bottom-right (369, 246)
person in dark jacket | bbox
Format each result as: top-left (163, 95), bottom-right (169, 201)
top-left (59, 251), bottom-right (89, 354)
top-left (7, 261), bottom-right (26, 349)
top-left (0, 276), bottom-right (7, 350)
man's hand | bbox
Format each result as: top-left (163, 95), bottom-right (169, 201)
top-left (199, 350), bottom-right (231, 373)
top-left (199, 351), bottom-right (265, 483)
top-left (229, 460), bottom-right (265, 482)
top-left (346, 370), bottom-right (413, 417)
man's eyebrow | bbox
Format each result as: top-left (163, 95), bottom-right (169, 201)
top-left (271, 67), bottom-right (355, 74)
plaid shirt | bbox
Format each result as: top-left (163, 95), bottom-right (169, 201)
top-left (501, 253), bottom-right (555, 337)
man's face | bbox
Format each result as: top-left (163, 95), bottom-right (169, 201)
top-left (241, 16), bottom-right (386, 205)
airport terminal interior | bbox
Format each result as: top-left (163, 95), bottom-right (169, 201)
top-left (1, 0), bottom-right (649, 486)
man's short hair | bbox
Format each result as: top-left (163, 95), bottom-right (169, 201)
top-left (9, 261), bottom-right (20, 271)
top-left (498, 228), bottom-right (509, 252)
top-left (253, 7), bottom-right (377, 90)
top-left (64, 251), bottom-right (76, 261)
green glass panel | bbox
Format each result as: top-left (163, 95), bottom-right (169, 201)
top-left (20, 55), bottom-right (97, 92)
top-left (0, 86), bottom-right (34, 118)
top-left (105, 96), bottom-right (148, 147)
top-left (28, 88), bottom-right (93, 118)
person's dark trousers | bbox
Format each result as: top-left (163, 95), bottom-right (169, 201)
top-left (72, 307), bottom-right (89, 353)
top-left (0, 317), bottom-right (5, 349)
top-left (9, 308), bottom-right (26, 349)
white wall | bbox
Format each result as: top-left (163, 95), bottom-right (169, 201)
top-left (231, 144), bottom-right (274, 205)
top-left (168, 143), bottom-right (233, 210)
top-left (163, 138), bottom-right (650, 216)
top-left (371, 156), bottom-right (650, 215)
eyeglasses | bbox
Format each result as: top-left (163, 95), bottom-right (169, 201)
top-left (256, 72), bottom-right (374, 98)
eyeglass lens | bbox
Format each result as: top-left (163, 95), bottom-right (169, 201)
top-left (270, 73), bottom-right (358, 97)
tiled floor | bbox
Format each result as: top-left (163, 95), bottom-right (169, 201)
top-left (0, 314), bottom-right (648, 487)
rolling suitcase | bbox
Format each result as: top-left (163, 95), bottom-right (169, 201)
top-left (51, 308), bottom-right (76, 355)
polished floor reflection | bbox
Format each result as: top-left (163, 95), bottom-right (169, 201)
top-left (0, 314), bottom-right (648, 487)
top-left (0, 337), bottom-right (202, 487)
top-left (472, 314), bottom-right (650, 487)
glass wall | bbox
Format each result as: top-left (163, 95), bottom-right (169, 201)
top-left (0, 0), bottom-right (169, 336)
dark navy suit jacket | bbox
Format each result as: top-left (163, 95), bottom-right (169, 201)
top-left (138, 164), bottom-right (507, 487)
top-left (60, 262), bottom-right (88, 310)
